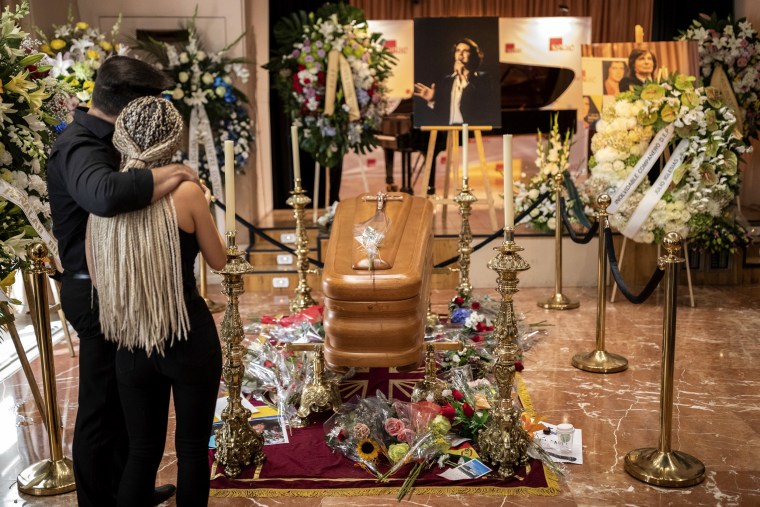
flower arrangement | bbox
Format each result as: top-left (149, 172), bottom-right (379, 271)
top-left (514, 115), bottom-right (590, 233)
top-left (679, 14), bottom-right (760, 141)
top-left (583, 74), bottom-right (748, 249)
top-left (139, 10), bottom-right (253, 179)
top-left (265, 3), bottom-right (395, 168)
top-left (324, 395), bottom-right (394, 478)
top-left (38, 10), bottom-right (125, 106)
top-left (380, 400), bottom-right (451, 500)
top-left (0, 1), bottom-right (70, 316)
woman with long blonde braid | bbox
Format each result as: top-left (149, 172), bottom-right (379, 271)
top-left (88, 96), bottom-right (226, 506)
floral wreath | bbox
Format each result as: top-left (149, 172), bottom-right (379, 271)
top-left (679, 14), bottom-right (760, 142)
top-left (138, 11), bottom-right (253, 179)
top-left (265, 3), bottom-right (395, 168)
top-left (583, 74), bottom-right (748, 251)
top-left (0, 1), bottom-right (70, 304)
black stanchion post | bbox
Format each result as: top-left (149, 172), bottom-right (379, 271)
top-left (571, 195), bottom-right (628, 373)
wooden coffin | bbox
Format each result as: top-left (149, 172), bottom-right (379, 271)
top-left (322, 193), bottom-right (433, 370)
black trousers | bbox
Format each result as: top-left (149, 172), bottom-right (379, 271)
top-left (115, 295), bottom-right (222, 507)
top-left (60, 276), bottom-right (129, 507)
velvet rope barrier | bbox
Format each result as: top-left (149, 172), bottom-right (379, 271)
top-left (605, 228), bottom-right (665, 304)
top-left (558, 197), bottom-right (598, 244)
top-left (433, 191), bottom-right (552, 268)
top-left (214, 201), bottom-right (325, 268)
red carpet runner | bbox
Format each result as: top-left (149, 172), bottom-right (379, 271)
top-left (209, 369), bottom-right (560, 498)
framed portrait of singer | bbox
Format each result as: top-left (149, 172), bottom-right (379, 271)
top-left (413, 17), bottom-right (501, 128)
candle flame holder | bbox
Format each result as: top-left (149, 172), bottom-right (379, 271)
top-left (213, 231), bottom-right (265, 478)
top-left (476, 227), bottom-right (532, 479)
top-left (287, 180), bottom-right (318, 314)
top-left (452, 178), bottom-right (478, 298)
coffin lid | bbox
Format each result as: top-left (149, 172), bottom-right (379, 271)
top-left (321, 193), bottom-right (433, 302)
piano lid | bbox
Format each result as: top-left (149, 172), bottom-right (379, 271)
top-left (500, 63), bottom-right (575, 110)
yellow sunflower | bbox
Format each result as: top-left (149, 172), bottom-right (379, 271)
top-left (355, 438), bottom-right (379, 463)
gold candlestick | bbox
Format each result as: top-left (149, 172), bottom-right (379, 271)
top-left (453, 178), bottom-right (478, 297)
top-left (213, 231), bottom-right (265, 478)
top-left (476, 227), bottom-right (532, 479)
top-left (17, 242), bottom-right (76, 496)
top-left (287, 343), bottom-right (341, 428)
top-left (572, 195), bottom-right (628, 373)
top-left (625, 233), bottom-right (705, 487)
top-left (412, 342), bottom-right (462, 403)
top-left (199, 255), bottom-right (224, 313)
top-left (287, 181), bottom-right (317, 313)
top-left (538, 171), bottom-right (579, 310)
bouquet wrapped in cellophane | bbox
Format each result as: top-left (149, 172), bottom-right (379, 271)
top-left (324, 394), bottom-right (395, 478)
top-left (380, 400), bottom-right (452, 500)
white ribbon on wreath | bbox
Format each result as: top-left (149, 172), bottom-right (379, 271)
top-left (608, 124), bottom-right (675, 214)
top-left (0, 179), bottom-right (62, 272)
top-left (188, 105), bottom-right (226, 230)
top-left (622, 139), bottom-right (689, 238)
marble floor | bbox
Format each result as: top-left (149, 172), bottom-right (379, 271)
top-left (1, 284), bottom-right (759, 506)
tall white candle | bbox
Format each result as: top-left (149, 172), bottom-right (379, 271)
top-left (224, 140), bottom-right (235, 232)
top-left (503, 134), bottom-right (514, 228)
top-left (462, 123), bottom-right (469, 183)
top-left (291, 124), bottom-right (301, 184)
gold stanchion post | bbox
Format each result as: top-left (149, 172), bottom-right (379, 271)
top-left (17, 242), bottom-right (75, 496)
top-left (453, 177), bottom-right (477, 297)
top-left (538, 171), bottom-right (579, 310)
top-left (214, 231), bottom-right (265, 478)
top-left (287, 180), bottom-right (318, 314)
top-left (572, 195), bottom-right (628, 373)
top-left (624, 232), bottom-right (705, 487)
top-left (199, 255), bottom-right (224, 313)
top-left (476, 227), bottom-right (532, 478)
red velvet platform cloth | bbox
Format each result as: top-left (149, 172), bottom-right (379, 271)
top-left (209, 368), bottom-right (560, 498)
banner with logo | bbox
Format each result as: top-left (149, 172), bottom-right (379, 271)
top-left (499, 17), bottom-right (591, 115)
top-left (367, 20), bottom-right (413, 100)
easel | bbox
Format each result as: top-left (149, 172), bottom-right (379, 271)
top-left (420, 125), bottom-right (498, 230)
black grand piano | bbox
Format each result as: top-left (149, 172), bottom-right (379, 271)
top-left (377, 63), bottom-right (577, 194)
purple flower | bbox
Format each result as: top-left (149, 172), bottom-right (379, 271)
top-left (305, 55), bottom-right (314, 63)
top-left (291, 49), bottom-right (301, 58)
top-left (315, 40), bottom-right (323, 48)
top-left (317, 49), bottom-right (326, 58)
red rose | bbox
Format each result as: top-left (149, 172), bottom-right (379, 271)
top-left (476, 322), bottom-right (486, 333)
top-left (263, 360), bottom-right (274, 368)
top-left (452, 389), bottom-right (464, 402)
top-left (471, 302), bottom-right (481, 310)
top-left (515, 360), bottom-right (524, 372)
top-left (471, 334), bottom-right (484, 343)
top-left (297, 64), bottom-right (306, 71)
top-left (462, 403), bottom-right (475, 417)
top-left (454, 296), bottom-right (464, 306)
top-left (441, 404), bottom-right (456, 421)
top-left (337, 428), bottom-right (348, 442)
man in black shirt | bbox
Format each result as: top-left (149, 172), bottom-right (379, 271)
top-left (47, 56), bottom-right (198, 507)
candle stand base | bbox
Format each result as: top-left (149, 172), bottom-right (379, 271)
top-left (624, 448), bottom-right (705, 487)
top-left (572, 350), bottom-right (628, 373)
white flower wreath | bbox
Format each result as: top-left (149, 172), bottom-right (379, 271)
top-left (582, 74), bottom-right (748, 245)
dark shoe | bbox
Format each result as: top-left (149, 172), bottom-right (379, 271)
top-left (151, 484), bottom-right (177, 506)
